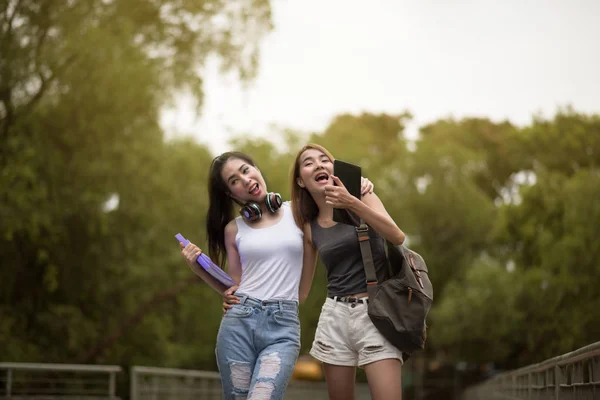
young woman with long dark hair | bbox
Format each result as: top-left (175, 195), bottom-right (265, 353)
top-left (180, 151), bottom-right (372, 400)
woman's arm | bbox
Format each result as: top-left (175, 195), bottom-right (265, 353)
top-left (351, 192), bottom-right (405, 245)
top-left (223, 220), bottom-right (243, 284)
top-left (180, 242), bottom-right (230, 293)
top-left (180, 219), bottom-right (243, 296)
top-left (298, 222), bottom-right (318, 303)
top-left (218, 220), bottom-right (244, 311)
top-left (326, 175), bottom-right (405, 245)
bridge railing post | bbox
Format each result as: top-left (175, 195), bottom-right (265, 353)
top-left (5, 368), bottom-right (12, 397)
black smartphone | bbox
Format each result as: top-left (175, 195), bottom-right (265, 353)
top-left (332, 159), bottom-right (362, 226)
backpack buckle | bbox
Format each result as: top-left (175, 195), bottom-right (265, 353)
top-left (356, 225), bottom-right (369, 233)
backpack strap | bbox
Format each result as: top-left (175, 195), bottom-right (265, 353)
top-left (356, 219), bottom-right (378, 297)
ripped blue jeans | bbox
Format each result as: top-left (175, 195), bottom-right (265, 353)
top-left (216, 294), bottom-right (301, 400)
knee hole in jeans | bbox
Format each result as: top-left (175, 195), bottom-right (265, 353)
top-left (249, 381), bottom-right (275, 400)
top-left (246, 353), bottom-right (281, 400)
top-left (258, 352), bottom-right (281, 379)
top-left (230, 362), bottom-right (252, 394)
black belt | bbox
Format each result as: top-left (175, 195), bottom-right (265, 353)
top-left (329, 295), bottom-right (368, 304)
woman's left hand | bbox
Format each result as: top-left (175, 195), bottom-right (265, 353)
top-left (325, 176), bottom-right (361, 209)
top-left (360, 177), bottom-right (374, 196)
top-left (222, 285), bottom-right (240, 313)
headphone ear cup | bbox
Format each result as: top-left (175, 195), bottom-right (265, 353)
top-left (265, 192), bottom-right (283, 213)
top-left (240, 202), bottom-right (262, 222)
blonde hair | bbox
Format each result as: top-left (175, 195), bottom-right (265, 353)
top-left (290, 143), bottom-right (335, 228)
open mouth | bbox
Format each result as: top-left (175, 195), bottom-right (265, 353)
top-left (314, 172), bottom-right (329, 183)
top-left (249, 183), bottom-right (260, 195)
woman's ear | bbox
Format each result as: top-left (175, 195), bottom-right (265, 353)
top-left (296, 177), bottom-right (306, 188)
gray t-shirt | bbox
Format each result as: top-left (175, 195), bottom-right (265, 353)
top-left (310, 219), bottom-right (389, 297)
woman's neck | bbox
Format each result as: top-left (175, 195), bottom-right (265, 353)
top-left (259, 201), bottom-right (269, 214)
top-left (314, 194), bottom-right (333, 221)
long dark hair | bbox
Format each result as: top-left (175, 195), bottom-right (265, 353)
top-left (290, 143), bottom-right (335, 228)
top-left (206, 151), bottom-right (257, 268)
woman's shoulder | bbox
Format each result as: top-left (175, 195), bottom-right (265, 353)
top-left (281, 200), bottom-right (295, 214)
top-left (225, 219), bottom-right (239, 236)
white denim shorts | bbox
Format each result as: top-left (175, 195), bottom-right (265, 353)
top-left (309, 297), bottom-right (403, 367)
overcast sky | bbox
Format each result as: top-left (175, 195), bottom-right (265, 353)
top-left (160, 0), bottom-right (600, 155)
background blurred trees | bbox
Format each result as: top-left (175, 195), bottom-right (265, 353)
top-left (0, 0), bottom-right (272, 366)
top-left (421, 110), bottom-right (600, 368)
top-left (1, 0), bottom-right (599, 380)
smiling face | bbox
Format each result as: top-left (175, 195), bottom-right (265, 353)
top-left (290, 144), bottom-right (337, 227)
top-left (221, 157), bottom-right (267, 203)
top-left (296, 148), bottom-right (334, 195)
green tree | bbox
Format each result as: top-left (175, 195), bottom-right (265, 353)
top-left (0, 0), bottom-right (272, 365)
top-left (427, 110), bottom-right (600, 367)
top-left (497, 168), bottom-right (600, 363)
top-left (431, 257), bottom-right (526, 364)
top-left (405, 118), bottom-right (505, 298)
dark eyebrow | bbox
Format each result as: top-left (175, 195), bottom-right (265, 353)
top-left (227, 163), bottom-right (248, 183)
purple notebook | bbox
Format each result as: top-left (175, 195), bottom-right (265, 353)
top-left (176, 233), bottom-right (236, 288)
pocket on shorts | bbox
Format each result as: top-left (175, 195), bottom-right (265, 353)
top-left (224, 304), bottom-right (253, 318)
top-left (273, 308), bottom-right (300, 326)
top-left (321, 299), bottom-right (336, 313)
top-left (318, 300), bottom-right (336, 322)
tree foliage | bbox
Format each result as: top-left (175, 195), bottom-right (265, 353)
top-left (0, 0), bottom-right (271, 366)
top-left (1, 0), bottom-right (598, 373)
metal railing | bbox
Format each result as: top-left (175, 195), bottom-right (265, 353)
top-left (130, 366), bottom-right (222, 400)
top-left (130, 365), bottom-right (373, 400)
top-left (0, 363), bottom-right (121, 399)
top-left (462, 341), bottom-right (600, 400)
top-left (0, 363), bottom-right (373, 399)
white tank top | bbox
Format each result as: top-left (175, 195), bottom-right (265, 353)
top-left (235, 202), bottom-right (304, 302)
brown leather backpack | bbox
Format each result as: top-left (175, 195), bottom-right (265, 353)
top-left (356, 223), bottom-right (433, 356)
